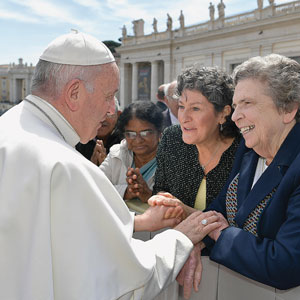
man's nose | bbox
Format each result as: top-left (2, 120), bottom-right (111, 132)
top-left (107, 99), bottom-right (115, 115)
top-left (231, 106), bottom-right (239, 122)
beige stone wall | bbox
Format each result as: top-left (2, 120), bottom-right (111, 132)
top-left (118, 1), bottom-right (300, 106)
top-left (273, 39), bottom-right (300, 56)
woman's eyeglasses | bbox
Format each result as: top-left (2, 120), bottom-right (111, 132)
top-left (124, 129), bottom-right (155, 139)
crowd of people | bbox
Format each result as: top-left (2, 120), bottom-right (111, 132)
top-left (1, 29), bottom-right (300, 300)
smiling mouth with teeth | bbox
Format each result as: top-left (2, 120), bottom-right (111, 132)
top-left (240, 125), bottom-right (255, 134)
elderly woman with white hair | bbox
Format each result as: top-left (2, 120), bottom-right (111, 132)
top-left (150, 54), bottom-right (300, 293)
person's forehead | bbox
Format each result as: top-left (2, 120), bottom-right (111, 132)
top-left (233, 78), bottom-right (255, 95)
top-left (126, 118), bottom-right (155, 128)
top-left (97, 63), bottom-right (119, 94)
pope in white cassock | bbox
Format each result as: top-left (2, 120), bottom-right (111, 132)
top-left (0, 31), bottom-right (219, 300)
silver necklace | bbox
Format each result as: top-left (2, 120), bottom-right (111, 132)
top-left (24, 98), bottom-right (66, 141)
top-left (200, 143), bottom-right (221, 172)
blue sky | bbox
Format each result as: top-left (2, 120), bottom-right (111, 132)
top-left (0, 0), bottom-right (289, 65)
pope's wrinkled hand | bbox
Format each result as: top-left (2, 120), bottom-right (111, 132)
top-left (176, 242), bottom-right (204, 299)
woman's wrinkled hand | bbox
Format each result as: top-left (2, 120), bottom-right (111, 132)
top-left (134, 205), bottom-right (184, 232)
top-left (148, 192), bottom-right (196, 219)
top-left (174, 210), bottom-right (221, 245)
top-left (208, 211), bottom-right (229, 241)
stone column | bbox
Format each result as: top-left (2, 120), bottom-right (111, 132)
top-left (204, 53), bottom-right (214, 67)
top-left (261, 44), bottom-right (273, 56)
top-left (150, 61), bottom-right (159, 101)
top-left (119, 63), bottom-right (126, 109)
top-left (9, 77), bottom-right (15, 103)
top-left (250, 47), bottom-right (261, 58)
top-left (212, 52), bottom-right (222, 68)
top-left (27, 72), bottom-right (33, 96)
top-left (163, 60), bottom-right (171, 83)
top-left (132, 62), bottom-right (138, 102)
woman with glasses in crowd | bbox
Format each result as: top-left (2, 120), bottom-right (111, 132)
top-left (100, 100), bottom-right (163, 202)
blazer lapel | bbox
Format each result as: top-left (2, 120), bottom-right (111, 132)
top-left (235, 123), bottom-right (300, 226)
top-left (235, 162), bottom-right (282, 227)
top-left (236, 150), bottom-right (257, 209)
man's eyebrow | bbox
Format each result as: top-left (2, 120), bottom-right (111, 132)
top-left (232, 98), bottom-right (247, 108)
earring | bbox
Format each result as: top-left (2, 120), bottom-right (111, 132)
top-left (220, 123), bottom-right (224, 132)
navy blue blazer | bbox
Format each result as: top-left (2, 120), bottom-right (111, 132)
top-left (207, 123), bottom-right (300, 290)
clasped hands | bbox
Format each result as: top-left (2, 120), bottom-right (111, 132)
top-left (148, 192), bottom-right (229, 299)
top-left (124, 167), bottom-right (152, 202)
top-left (91, 140), bottom-right (107, 166)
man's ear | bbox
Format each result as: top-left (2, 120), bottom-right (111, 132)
top-left (65, 79), bottom-right (81, 112)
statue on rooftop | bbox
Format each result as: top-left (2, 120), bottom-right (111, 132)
top-left (132, 19), bottom-right (145, 36)
top-left (257, 0), bottom-right (263, 10)
top-left (122, 25), bottom-right (127, 39)
top-left (209, 2), bottom-right (215, 21)
top-left (152, 18), bottom-right (158, 33)
top-left (179, 10), bottom-right (185, 29)
top-left (167, 13), bottom-right (172, 31)
top-left (268, 0), bottom-right (274, 5)
top-left (217, 0), bottom-right (226, 19)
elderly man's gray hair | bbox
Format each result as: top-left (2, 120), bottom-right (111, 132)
top-left (31, 60), bottom-right (102, 99)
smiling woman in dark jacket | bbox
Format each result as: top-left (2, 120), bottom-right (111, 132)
top-left (150, 54), bottom-right (300, 291)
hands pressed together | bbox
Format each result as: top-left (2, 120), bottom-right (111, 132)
top-left (91, 140), bottom-right (107, 166)
top-left (147, 192), bottom-right (230, 299)
top-left (124, 167), bottom-right (153, 202)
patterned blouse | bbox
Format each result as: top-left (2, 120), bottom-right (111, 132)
top-left (153, 125), bottom-right (240, 208)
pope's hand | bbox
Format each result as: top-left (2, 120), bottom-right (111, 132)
top-left (177, 242), bottom-right (204, 299)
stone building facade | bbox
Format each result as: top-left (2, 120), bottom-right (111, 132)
top-left (117, 0), bottom-right (300, 108)
top-left (0, 58), bottom-right (34, 115)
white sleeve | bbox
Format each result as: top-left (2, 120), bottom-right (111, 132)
top-left (119, 230), bottom-right (193, 300)
top-left (133, 229), bottom-right (193, 297)
top-left (50, 160), bottom-right (193, 300)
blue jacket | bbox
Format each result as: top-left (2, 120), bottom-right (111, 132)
top-left (207, 123), bottom-right (300, 290)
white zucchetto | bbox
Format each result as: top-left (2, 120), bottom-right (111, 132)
top-left (40, 30), bottom-right (115, 65)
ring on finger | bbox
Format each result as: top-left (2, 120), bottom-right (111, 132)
top-left (201, 219), bottom-right (207, 226)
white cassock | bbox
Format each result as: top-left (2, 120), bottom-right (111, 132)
top-left (0, 95), bottom-right (193, 300)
